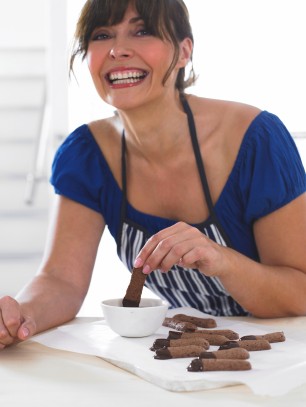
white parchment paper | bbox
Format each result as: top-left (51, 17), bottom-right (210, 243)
top-left (32, 307), bottom-right (306, 396)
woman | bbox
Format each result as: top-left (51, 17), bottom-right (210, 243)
top-left (1, 0), bottom-right (306, 349)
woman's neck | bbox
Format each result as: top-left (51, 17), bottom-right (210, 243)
top-left (117, 93), bottom-right (191, 161)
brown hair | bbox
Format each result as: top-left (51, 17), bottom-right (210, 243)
top-left (70, 0), bottom-right (197, 93)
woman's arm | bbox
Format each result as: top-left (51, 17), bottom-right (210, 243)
top-left (0, 196), bottom-right (105, 347)
top-left (223, 192), bottom-right (306, 317)
top-left (134, 193), bottom-right (306, 318)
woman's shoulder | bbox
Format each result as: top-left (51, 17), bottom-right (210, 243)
top-left (88, 114), bottom-right (122, 165)
top-left (187, 95), bottom-right (263, 174)
top-left (88, 114), bottom-right (122, 143)
top-left (188, 95), bottom-right (262, 133)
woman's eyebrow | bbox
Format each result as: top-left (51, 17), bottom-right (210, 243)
top-left (129, 16), bottom-right (144, 24)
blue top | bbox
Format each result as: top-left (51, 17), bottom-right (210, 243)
top-left (50, 110), bottom-right (306, 262)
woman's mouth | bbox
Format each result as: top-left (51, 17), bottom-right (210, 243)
top-left (107, 69), bottom-right (148, 86)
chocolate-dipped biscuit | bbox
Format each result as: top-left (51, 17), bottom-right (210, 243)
top-left (150, 337), bottom-right (210, 351)
top-left (198, 329), bottom-right (239, 340)
top-left (219, 339), bottom-right (271, 351)
top-left (168, 329), bottom-right (238, 340)
top-left (154, 345), bottom-right (206, 359)
top-left (122, 267), bottom-right (146, 307)
top-left (172, 313), bottom-right (217, 328)
top-left (167, 331), bottom-right (228, 346)
top-left (238, 339), bottom-right (271, 351)
top-left (199, 348), bottom-right (250, 360)
top-left (218, 341), bottom-right (240, 350)
top-left (162, 317), bottom-right (197, 332)
top-left (240, 331), bottom-right (286, 343)
top-left (187, 358), bottom-right (252, 372)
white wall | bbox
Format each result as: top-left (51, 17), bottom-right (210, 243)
top-left (0, 0), bottom-right (47, 48)
top-left (186, 0), bottom-right (306, 132)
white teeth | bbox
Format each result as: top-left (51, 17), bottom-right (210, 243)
top-left (112, 78), bottom-right (140, 84)
top-left (108, 71), bottom-right (146, 83)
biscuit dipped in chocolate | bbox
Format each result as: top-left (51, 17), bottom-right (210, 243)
top-left (167, 330), bottom-right (229, 346)
top-left (150, 337), bottom-right (209, 351)
top-left (162, 317), bottom-right (197, 332)
top-left (187, 358), bottom-right (252, 372)
top-left (199, 348), bottom-right (250, 360)
top-left (168, 328), bottom-right (239, 340)
top-left (172, 313), bottom-right (217, 328)
top-left (240, 331), bottom-right (286, 343)
top-left (122, 267), bottom-right (146, 307)
top-left (219, 339), bottom-right (271, 351)
top-left (154, 345), bottom-right (206, 359)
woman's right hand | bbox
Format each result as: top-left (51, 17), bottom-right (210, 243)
top-left (0, 296), bottom-right (36, 350)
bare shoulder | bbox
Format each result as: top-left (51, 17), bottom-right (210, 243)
top-left (187, 94), bottom-right (262, 137)
top-left (185, 95), bottom-right (263, 186)
top-left (88, 114), bottom-right (123, 158)
top-left (87, 114), bottom-right (123, 181)
top-left (88, 114), bottom-right (122, 143)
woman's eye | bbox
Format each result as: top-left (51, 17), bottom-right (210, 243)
top-left (91, 32), bottom-right (110, 41)
top-left (136, 29), bottom-right (152, 37)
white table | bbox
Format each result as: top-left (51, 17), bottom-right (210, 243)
top-left (1, 316), bottom-right (306, 407)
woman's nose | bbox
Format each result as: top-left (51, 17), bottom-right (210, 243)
top-left (109, 43), bottom-right (133, 60)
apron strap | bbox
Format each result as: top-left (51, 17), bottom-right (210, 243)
top-left (181, 95), bottom-right (232, 247)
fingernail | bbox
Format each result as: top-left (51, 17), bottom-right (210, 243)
top-left (133, 257), bottom-right (143, 268)
top-left (143, 265), bottom-right (151, 274)
top-left (22, 327), bottom-right (29, 338)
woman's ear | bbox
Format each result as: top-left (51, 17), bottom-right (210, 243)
top-left (177, 37), bottom-right (193, 68)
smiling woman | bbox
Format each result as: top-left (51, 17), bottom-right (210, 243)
top-left (73, 0), bottom-right (306, 316)
top-left (70, 0), bottom-right (194, 110)
top-left (0, 0), bottom-right (306, 350)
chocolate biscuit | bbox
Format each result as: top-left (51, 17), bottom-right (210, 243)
top-left (168, 329), bottom-right (239, 340)
top-left (239, 339), bottom-right (271, 351)
top-left (172, 313), bottom-right (217, 328)
top-left (162, 317), bottom-right (197, 332)
top-left (187, 358), bottom-right (252, 372)
top-left (150, 337), bottom-right (210, 351)
top-left (167, 331), bottom-right (228, 346)
top-left (240, 331), bottom-right (286, 343)
top-left (154, 345), bottom-right (206, 359)
top-left (122, 267), bottom-right (146, 307)
top-left (218, 340), bottom-right (240, 350)
top-left (219, 339), bottom-right (271, 351)
top-left (199, 348), bottom-right (250, 360)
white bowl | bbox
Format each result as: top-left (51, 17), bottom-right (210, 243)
top-left (101, 298), bottom-right (169, 337)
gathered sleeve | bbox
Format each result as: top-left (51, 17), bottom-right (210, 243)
top-left (237, 112), bottom-right (306, 224)
top-left (50, 125), bottom-right (106, 214)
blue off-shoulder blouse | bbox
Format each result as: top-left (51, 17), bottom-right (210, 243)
top-left (50, 111), bottom-right (306, 261)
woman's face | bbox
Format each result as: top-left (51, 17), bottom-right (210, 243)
top-left (86, 4), bottom-right (189, 110)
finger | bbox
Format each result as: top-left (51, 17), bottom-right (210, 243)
top-left (1, 297), bottom-right (23, 337)
top-left (0, 323), bottom-right (14, 346)
top-left (134, 222), bottom-right (190, 268)
top-left (182, 243), bottom-right (222, 275)
top-left (158, 234), bottom-right (210, 272)
top-left (143, 226), bottom-right (202, 273)
top-left (17, 319), bottom-right (35, 341)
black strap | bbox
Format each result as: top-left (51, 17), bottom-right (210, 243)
top-left (181, 95), bottom-right (232, 247)
top-left (117, 129), bottom-right (127, 254)
top-left (180, 96), bottom-right (215, 214)
top-left (120, 129), bottom-right (127, 220)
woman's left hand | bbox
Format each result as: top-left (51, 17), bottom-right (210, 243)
top-left (133, 221), bottom-right (227, 276)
